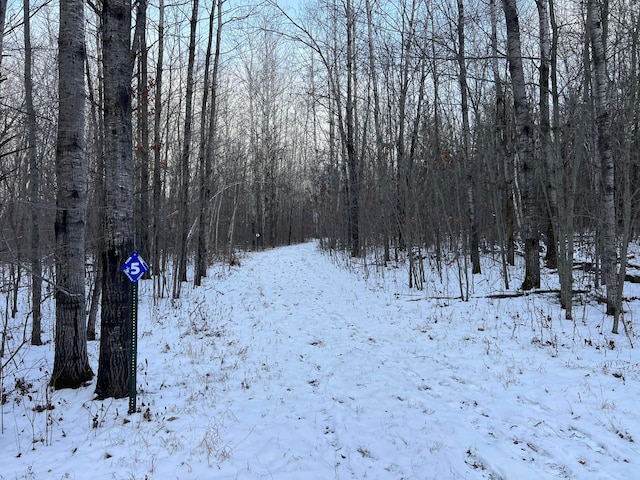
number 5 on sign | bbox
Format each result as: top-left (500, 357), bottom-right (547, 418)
top-left (121, 250), bottom-right (148, 415)
top-left (121, 252), bottom-right (149, 284)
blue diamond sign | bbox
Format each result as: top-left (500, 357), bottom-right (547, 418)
top-left (121, 252), bottom-right (149, 284)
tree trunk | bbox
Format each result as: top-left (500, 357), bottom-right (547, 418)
top-left (0, 0), bottom-right (6, 76)
top-left (345, 0), bottom-right (359, 257)
top-left (86, 255), bottom-right (102, 341)
top-left (489, 0), bottom-right (512, 287)
top-left (397, 0), bottom-right (420, 284)
top-left (96, 0), bottom-right (135, 399)
top-left (537, 0), bottom-right (558, 270)
top-left (86, 33), bottom-right (105, 340)
top-left (173, 0), bottom-right (199, 297)
top-left (614, 10), bottom-right (640, 334)
top-left (24, 0), bottom-right (42, 346)
top-left (457, 0), bottom-right (480, 275)
top-left (134, 0), bottom-right (151, 269)
top-left (52, 0), bottom-right (93, 389)
top-left (195, 0), bottom-right (224, 286)
top-left (502, 0), bottom-right (540, 290)
top-left (152, 0), bottom-right (165, 294)
top-left (547, 0), bottom-right (576, 319)
top-left (588, 0), bottom-right (617, 324)
top-left (365, 0), bottom-right (391, 264)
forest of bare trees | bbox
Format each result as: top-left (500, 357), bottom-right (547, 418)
top-left (1, 0), bottom-right (639, 397)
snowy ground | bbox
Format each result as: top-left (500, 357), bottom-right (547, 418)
top-left (1, 241), bottom-right (639, 479)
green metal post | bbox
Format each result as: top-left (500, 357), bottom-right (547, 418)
top-left (128, 282), bottom-right (138, 414)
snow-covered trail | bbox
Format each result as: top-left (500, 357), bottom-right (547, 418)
top-left (4, 241), bottom-right (640, 480)
top-left (214, 243), bottom-right (444, 478)
top-left (200, 242), bottom-right (639, 479)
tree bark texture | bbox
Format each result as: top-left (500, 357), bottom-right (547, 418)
top-left (458, 0), bottom-right (481, 275)
top-left (96, 0), bottom-right (135, 399)
top-left (502, 0), bottom-right (540, 290)
top-left (195, 0), bottom-right (223, 286)
top-left (25, 0), bottom-right (42, 346)
top-left (588, 0), bottom-right (617, 320)
top-left (537, 0), bottom-right (558, 269)
top-left (52, 0), bottom-right (93, 389)
top-left (152, 0), bottom-right (164, 288)
top-left (0, 0), bottom-right (6, 76)
top-left (173, 0), bottom-right (199, 297)
top-left (345, 0), bottom-right (360, 257)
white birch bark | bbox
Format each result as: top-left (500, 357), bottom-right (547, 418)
top-left (588, 0), bottom-right (618, 327)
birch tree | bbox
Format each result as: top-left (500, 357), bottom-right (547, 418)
top-left (489, 0), bottom-right (514, 286)
top-left (537, 0), bottom-right (557, 269)
top-left (457, 0), bottom-right (480, 275)
top-left (502, 0), bottom-right (540, 290)
top-left (588, 0), bottom-right (618, 328)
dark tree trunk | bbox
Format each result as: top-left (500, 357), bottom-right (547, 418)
top-left (537, 0), bottom-right (558, 270)
top-left (0, 0), bottom-right (6, 75)
top-left (52, 0), bottom-right (93, 389)
top-left (502, 0), bottom-right (540, 290)
top-left (345, 0), bottom-right (359, 257)
top-left (196, 0), bottom-right (224, 286)
top-left (96, 0), bottom-right (135, 399)
top-left (457, 0), bottom-right (481, 275)
top-left (173, 0), bottom-right (199, 297)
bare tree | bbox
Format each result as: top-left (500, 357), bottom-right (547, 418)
top-left (152, 0), bottom-right (165, 297)
top-left (0, 0), bottom-right (6, 79)
top-left (86, 20), bottom-right (105, 341)
top-left (344, 0), bottom-right (360, 257)
top-left (395, 0), bottom-right (420, 284)
top-left (537, 0), bottom-right (557, 270)
top-left (548, 0), bottom-right (577, 319)
top-left (614, 7), bottom-right (640, 336)
top-left (502, 0), bottom-right (540, 290)
top-left (24, 0), bottom-right (42, 345)
top-left (365, 0), bottom-right (391, 263)
top-left (95, 0), bottom-right (135, 399)
top-left (195, 0), bottom-right (225, 286)
top-left (588, 0), bottom-right (617, 328)
top-left (457, 0), bottom-right (480, 275)
top-left (52, 0), bottom-right (93, 389)
top-left (134, 0), bottom-right (151, 269)
top-left (173, 0), bottom-right (199, 298)
top-left (489, 0), bottom-right (514, 288)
